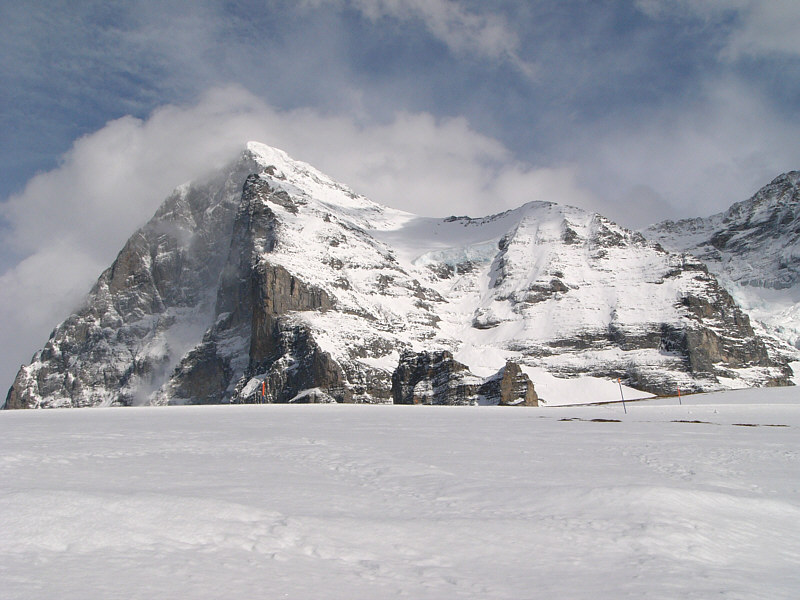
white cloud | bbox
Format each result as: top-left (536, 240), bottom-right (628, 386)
top-left (302, 0), bottom-right (534, 76)
top-left (0, 86), bottom-right (593, 389)
top-left (724, 0), bottom-right (800, 58)
top-left (284, 111), bottom-right (593, 218)
top-left (570, 78), bottom-right (800, 225)
top-left (636, 0), bottom-right (800, 59)
top-left (634, 0), bottom-right (745, 19)
top-left (0, 244), bottom-right (103, 378)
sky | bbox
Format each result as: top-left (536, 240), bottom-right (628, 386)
top-left (2, 0), bottom-right (800, 390)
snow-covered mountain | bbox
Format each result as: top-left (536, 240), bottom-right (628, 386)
top-left (5, 143), bottom-right (792, 408)
top-left (646, 172), bottom-right (800, 361)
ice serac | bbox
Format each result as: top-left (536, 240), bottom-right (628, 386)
top-left (646, 172), bottom-right (800, 366)
top-left (5, 143), bottom-right (792, 408)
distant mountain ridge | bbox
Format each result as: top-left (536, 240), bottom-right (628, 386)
top-left (646, 171), bottom-right (800, 357)
top-left (646, 172), bottom-right (800, 289)
top-left (5, 143), bottom-right (792, 408)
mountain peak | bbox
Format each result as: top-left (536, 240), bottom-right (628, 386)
top-left (770, 170), bottom-right (800, 187)
top-left (241, 140), bottom-right (411, 227)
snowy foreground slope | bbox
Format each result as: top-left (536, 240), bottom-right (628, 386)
top-left (6, 143), bottom-right (791, 409)
top-left (2, 388), bottom-right (799, 599)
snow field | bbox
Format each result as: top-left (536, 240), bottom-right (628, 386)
top-left (2, 387), bottom-right (799, 599)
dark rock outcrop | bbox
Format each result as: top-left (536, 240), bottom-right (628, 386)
top-left (391, 352), bottom-right (538, 406)
top-left (392, 350), bottom-right (479, 405)
top-left (235, 321), bottom-right (350, 404)
top-left (481, 361), bottom-right (539, 406)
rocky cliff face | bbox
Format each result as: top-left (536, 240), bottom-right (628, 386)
top-left (6, 155), bottom-right (260, 408)
top-left (5, 143), bottom-right (792, 408)
top-left (646, 171), bottom-right (800, 362)
top-left (647, 172), bottom-right (800, 290)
